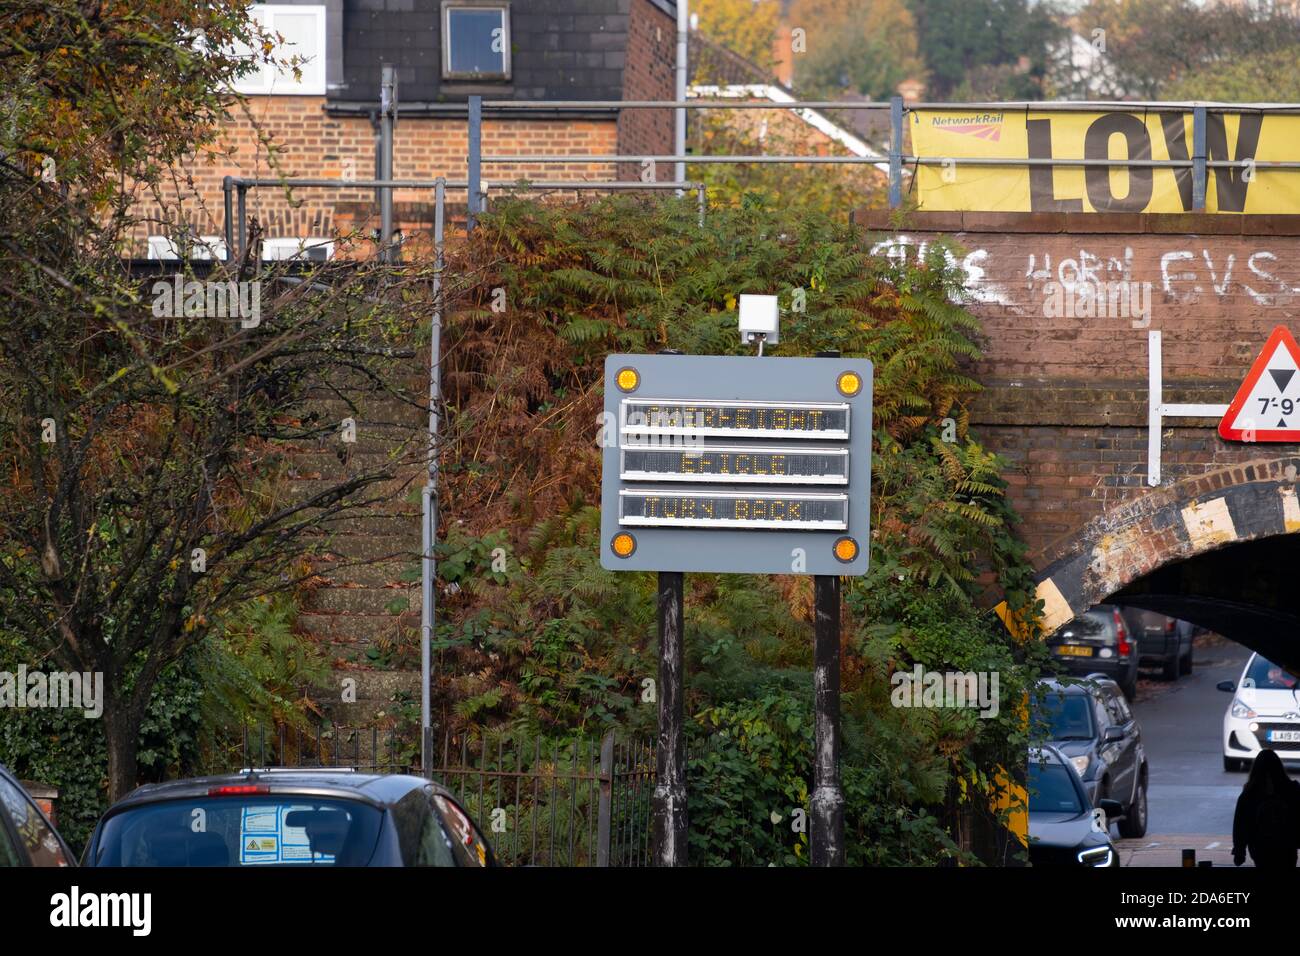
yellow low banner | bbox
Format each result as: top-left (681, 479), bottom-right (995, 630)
top-left (909, 108), bottom-right (1300, 214)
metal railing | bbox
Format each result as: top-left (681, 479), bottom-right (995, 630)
top-left (204, 724), bottom-right (653, 866)
top-left (213, 95), bottom-right (1300, 255)
top-left (209, 724), bottom-right (414, 774)
top-left (466, 94), bottom-right (896, 211)
top-left (431, 730), bottom-right (655, 867)
top-left (458, 96), bottom-right (1300, 214)
top-left (220, 175), bottom-right (706, 260)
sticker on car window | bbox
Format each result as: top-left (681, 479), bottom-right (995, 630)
top-left (239, 805), bottom-right (336, 865)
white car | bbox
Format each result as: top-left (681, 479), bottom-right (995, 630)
top-left (1219, 652), bottom-right (1300, 771)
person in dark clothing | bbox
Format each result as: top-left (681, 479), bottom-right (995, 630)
top-left (1233, 749), bottom-right (1300, 867)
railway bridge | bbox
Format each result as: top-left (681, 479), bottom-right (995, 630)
top-left (859, 209), bottom-right (1300, 667)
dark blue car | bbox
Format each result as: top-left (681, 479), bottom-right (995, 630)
top-left (82, 768), bottom-right (496, 867)
top-left (1028, 746), bottom-right (1122, 867)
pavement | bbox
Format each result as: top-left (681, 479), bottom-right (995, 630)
top-left (1117, 834), bottom-right (1238, 867)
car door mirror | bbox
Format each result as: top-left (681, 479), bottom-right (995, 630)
top-left (1216, 680), bottom-right (1236, 693)
top-left (1103, 726), bottom-right (1125, 743)
top-left (1098, 797), bottom-right (1124, 819)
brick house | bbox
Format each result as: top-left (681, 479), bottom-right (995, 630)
top-left (145, 0), bottom-right (679, 260)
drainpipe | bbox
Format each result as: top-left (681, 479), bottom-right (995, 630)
top-left (675, 0), bottom-right (688, 188)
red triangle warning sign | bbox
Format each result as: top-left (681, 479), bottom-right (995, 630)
top-left (1220, 325), bottom-right (1300, 441)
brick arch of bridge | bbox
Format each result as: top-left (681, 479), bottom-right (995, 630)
top-left (852, 210), bottom-right (1300, 557)
top-left (850, 209), bottom-right (1300, 667)
top-left (1031, 456), bottom-right (1300, 671)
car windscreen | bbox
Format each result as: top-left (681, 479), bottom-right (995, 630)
top-left (91, 796), bottom-right (383, 866)
top-left (1245, 655), bottom-right (1300, 691)
top-left (1031, 693), bottom-right (1094, 740)
top-left (1028, 762), bottom-right (1083, 815)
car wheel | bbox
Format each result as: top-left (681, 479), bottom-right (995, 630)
top-left (1180, 644), bottom-right (1193, 676)
top-left (1161, 653), bottom-right (1179, 681)
top-left (1121, 675), bottom-right (1138, 701)
top-left (1118, 778), bottom-right (1148, 838)
top-left (1223, 755), bottom-right (1246, 772)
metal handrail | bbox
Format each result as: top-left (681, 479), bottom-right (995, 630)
top-left (227, 177), bottom-right (471, 188)
top-left (429, 98), bottom-right (1300, 114)
top-left (460, 96), bottom-right (1300, 212)
top-left (481, 154), bottom-right (885, 163)
top-left (220, 176), bottom-right (706, 260)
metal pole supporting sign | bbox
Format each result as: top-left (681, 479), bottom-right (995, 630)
top-left (599, 352), bottom-right (872, 867)
top-left (811, 574), bottom-right (844, 865)
top-left (652, 570), bottom-right (688, 866)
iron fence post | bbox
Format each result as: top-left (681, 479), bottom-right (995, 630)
top-left (380, 65), bottom-right (396, 262)
top-left (811, 573), bottom-right (845, 866)
top-left (674, 1), bottom-right (687, 188)
top-left (236, 184), bottom-right (247, 262)
top-left (222, 176), bottom-right (234, 259)
top-left (889, 95), bottom-right (903, 209)
top-left (1192, 105), bottom-right (1207, 212)
top-left (597, 731), bottom-right (614, 867)
top-left (468, 95), bottom-right (482, 232)
top-left (652, 571), bottom-right (688, 866)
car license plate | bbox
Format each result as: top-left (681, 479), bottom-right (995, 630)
top-left (1057, 645), bottom-right (1093, 658)
top-left (1268, 730), bottom-right (1300, 742)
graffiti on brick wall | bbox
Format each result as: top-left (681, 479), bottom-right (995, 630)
top-left (873, 236), bottom-right (1300, 310)
top-left (869, 235), bottom-right (1010, 306)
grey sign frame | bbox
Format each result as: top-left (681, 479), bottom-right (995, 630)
top-left (600, 353), bottom-right (873, 575)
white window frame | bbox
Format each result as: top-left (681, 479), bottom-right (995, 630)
top-left (441, 2), bottom-right (511, 81)
top-left (147, 235), bottom-right (229, 261)
top-left (260, 237), bottom-right (335, 261)
top-left (232, 4), bottom-right (328, 96)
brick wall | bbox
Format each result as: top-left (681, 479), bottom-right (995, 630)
top-left (619, 0), bottom-right (678, 182)
top-left (142, 0), bottom-right (677, 257)
top-left (138, 98), bottom-right (625, 255)
top-left (857, 210), bottom-right (1300, 565)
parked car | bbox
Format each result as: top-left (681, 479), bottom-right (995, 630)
top-left (1046, 604), bottom-right (1139, 699)
top-left (1125, 608), bottom-right (1193, 680)
top-left (82, 768), bottom-right (496, 867)
top-left (1030, 676), bottom-right (1148, 837)
top-left (1027, 745), bottom-right (1122, 866)
top-left (0, 762), bottom-right (74, 867)
top-left (1218, 652), bottom-right (1300, 772)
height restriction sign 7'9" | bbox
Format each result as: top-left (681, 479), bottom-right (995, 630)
top-left (1219, 325), bottom-right (1300, 442)
top-left (599, 353), bottom-right (873, 575)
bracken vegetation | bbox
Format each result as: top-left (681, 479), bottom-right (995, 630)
top-left (428, 192), bottom-right (1050, 864)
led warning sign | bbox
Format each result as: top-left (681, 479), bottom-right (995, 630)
top-left (619, 490), bottom-right (850, 529)
top-left (620, 446), bottom-right (849, 485)
top-left (600, 354), bottom-right (873, 576)
top-left (621, 399), bottom-right (850, 440)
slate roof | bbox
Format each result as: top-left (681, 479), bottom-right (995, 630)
top-left (333, 0), bottom-right (677, 110)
